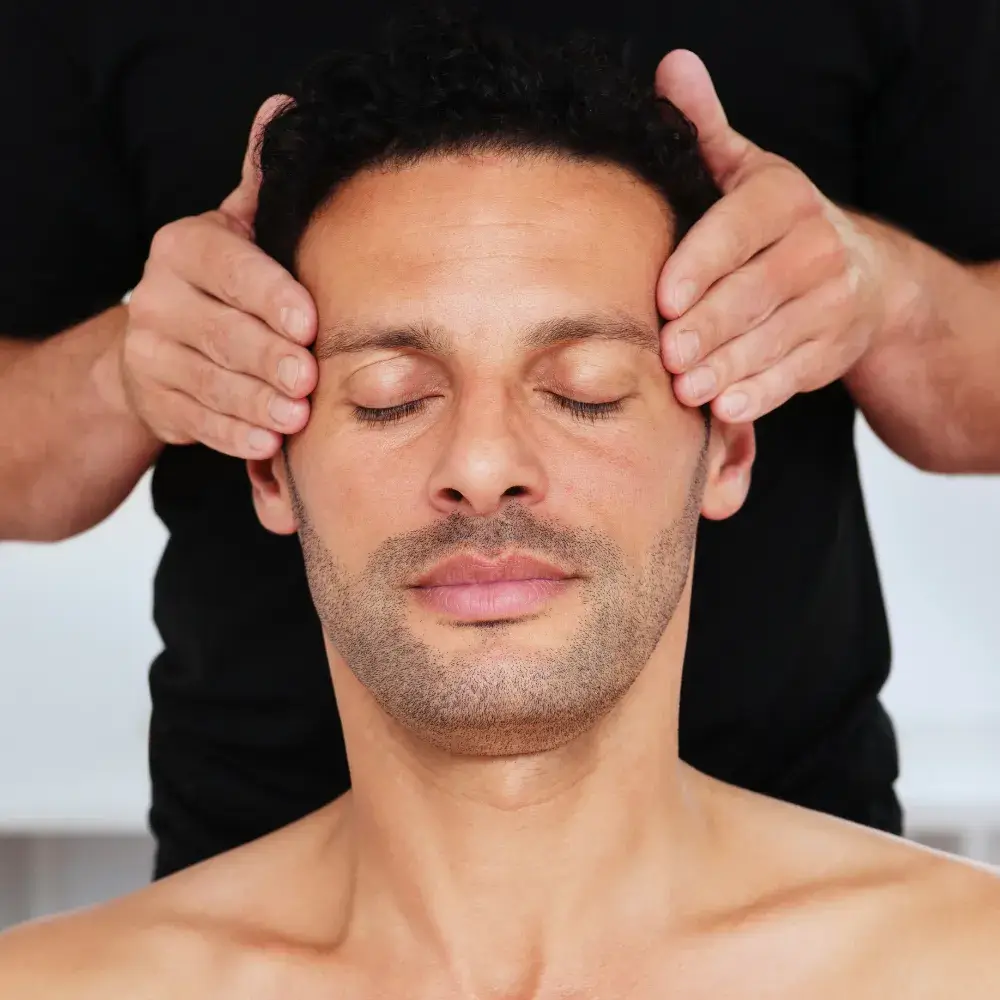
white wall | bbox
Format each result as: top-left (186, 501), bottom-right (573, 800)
top-left (0, 473), bottom-right (163, 834)
top-left (0, 418), bottom-right (999, 927)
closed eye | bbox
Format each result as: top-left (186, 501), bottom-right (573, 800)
top-left (548, 393), bottom-right (625, 422)
top-left (352, 393), bottom-right (626, 426)
top-left (352, 399), bottom-right (428, 425)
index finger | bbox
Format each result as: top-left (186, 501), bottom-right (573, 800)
top-left (657, 162), bottom-right (810, 319)
top-left (168, 212), bottom-right (317, 346)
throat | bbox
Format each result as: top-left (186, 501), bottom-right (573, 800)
top-left (341, 707), bottom-right (704, 991)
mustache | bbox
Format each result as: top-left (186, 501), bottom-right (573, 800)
top-left (366, 505), bottom-right (624, 582)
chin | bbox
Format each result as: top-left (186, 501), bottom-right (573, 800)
top-left (409, 712), bottom-right (599, 758)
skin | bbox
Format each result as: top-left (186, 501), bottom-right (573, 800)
top-left (5, 50), bottom-right (997, 540)
top-left (115, 51), bottom-right (1000, 476)
top-left (656, 51), bottom-right (1000, 472)
top-left (0, 154), bottom-right (998, 1000)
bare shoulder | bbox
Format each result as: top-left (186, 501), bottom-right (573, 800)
top-left (0, 801), bottom-right (351, 999)
top-left (0, 894), bottom-right (217, 999)
top-left (704, 776), bottom-right (1000, 995)
top-left (779, 799), bottom-right (1000, 995)
top-left (869, 851), bottom-right (1000, 997)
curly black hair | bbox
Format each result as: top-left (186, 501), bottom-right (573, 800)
top-left (254, 7), bottom-right (721, 276)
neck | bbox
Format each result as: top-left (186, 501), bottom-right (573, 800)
top-left (331, 612), bottom-right (715, 995)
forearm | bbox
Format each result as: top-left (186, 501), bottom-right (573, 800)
top-left (0, 305), bottom-right (162, 541)
top-left (844, 216), bottom-right (1000, 474)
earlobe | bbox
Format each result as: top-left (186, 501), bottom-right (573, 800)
top-left (700, 419), bottom-right (755, 521)
top-left (247, 450), bottom-right (299, 535)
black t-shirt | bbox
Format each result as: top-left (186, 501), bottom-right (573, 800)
top-left (3, 0), bottom-right (999, 874)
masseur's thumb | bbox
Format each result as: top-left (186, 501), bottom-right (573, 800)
top-left (219, 93), bottom-right (294, 235)
top-left (655, 50), bottom-right (757, 190)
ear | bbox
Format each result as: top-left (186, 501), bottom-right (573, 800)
top-left (247, 448), bottom-right (299, 535)
top-left (700, 418), bottom-right (755, 521)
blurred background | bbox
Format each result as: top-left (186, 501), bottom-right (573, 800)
top-left (1, 416), bottom-right (999, 929)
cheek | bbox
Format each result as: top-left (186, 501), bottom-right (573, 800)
top-left (292, 413), bottom-right (428, 566)
top-left (546, 425), bottom-right (692, 544)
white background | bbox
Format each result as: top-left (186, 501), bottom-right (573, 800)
top-left (1, 417), bottom-right (999, 926)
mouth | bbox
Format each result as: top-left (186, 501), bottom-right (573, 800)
top-left (410, 552), bottom-right (577, 622)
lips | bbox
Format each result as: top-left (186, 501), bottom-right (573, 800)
top-left (414, 553), bottom-right (571, 587)
top-left (410, 552), bottom-right (576, 621)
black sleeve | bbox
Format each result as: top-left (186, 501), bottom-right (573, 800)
top-left (0, 6), bottom-right (145, 339)
top-left (858, 0), bottom-right (1000, 261)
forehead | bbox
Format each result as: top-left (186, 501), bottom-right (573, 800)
top-left (297, 153), bottom-right (674, 347)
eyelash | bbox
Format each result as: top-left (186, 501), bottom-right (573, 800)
top-left (352, 394), bottom-right (625, 426)
top-left (353, 399), bottom-right (426, 425)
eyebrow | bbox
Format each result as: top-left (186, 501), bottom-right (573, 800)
top-left (315, 313), bottom-right (661, 360)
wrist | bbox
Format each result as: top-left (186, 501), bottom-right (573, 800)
top-left (89, 303), bottom-right (141, 422)
top-left (850, 212), bottom-right (929, 356)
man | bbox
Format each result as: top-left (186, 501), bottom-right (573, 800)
top-left (1, 0), bottom-right (998, 877)
top-left (1, 21), bottom-right (997, 997)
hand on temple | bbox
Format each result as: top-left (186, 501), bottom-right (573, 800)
top-left (120, 95), bottom-right (319, 459)
top-left (655, 50), bottom-right (895, 424)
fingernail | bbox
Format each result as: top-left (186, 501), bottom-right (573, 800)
top-left (672, 279), bottom-right (698, 315)
top-left (277, 356), bottom-right (301, 393)
top-left (673, 330), bottom-right (700, 368)
top-left (721, 390), bottom-right (749, 419)
top-left (685, 366), bottom-right (717, 400)
top-left (280, 306), bottom-right (308, 339)
top-left (269, 394), bottom-right (300, 427)
top-left (248, 428), bottom-right (275, 453)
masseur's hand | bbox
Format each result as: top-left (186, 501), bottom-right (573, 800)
top-left (655, 51), bottom-right (889, 422)
top-left (121, 95), bottom-right (317, 458)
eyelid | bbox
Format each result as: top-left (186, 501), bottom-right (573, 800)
top-left (343, 351), bottom-right (424, 386)
top-left (351, 390), bottom-right (629, 428)
top-left (540, 351), bottom-right (637, 397)
top-left (546, 392), bottom-right (625, 422)
top-left (353, 398), bottom-right (429, 425)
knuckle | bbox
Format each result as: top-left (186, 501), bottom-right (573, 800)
top-left (245, 333), bottom-right (283, 387)
top-left (723, 216), bottom-right (757, 265)
top-left (786, 170), bottom-right (823, 218)
top-left (731, 266), bottom-right (774, 325)
top-left (149, 219), bottom-right (189, 261)
top-left (259, 337), bottom-right (288, 385)
top-left (214, 247), bottom-right (251, 304)
top-left (203, 413), bottom-right (244, 456)
top-left (149, 401), bottom-right (190, 446)
top-left (198, 314), bottom-right (234, 370)
top-left (798, 368), bottom-right (827, 394)
top-left (190, 355), bottom-right (224, 409)
top-left (194, 409), bottom-right (226, 449)
top-left (254, 386), bottom-right (278, 425)
top-left (202, 208), bottom-right (235, 233)
top-left (707, 349), bottom-right (730, 388)
top-left (755, 375), bottom-right (786, 413)
top-left (759, 332), bottom-right (786, 369)
top-left (790, 350), bottom-right (823, 393)
top-left (263, 280), bottom-right (291, 329)
top-left (694, 308), bottom-right (719, 351)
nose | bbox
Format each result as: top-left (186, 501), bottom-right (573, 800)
top-left (426, 390), bottom-right (549, 517)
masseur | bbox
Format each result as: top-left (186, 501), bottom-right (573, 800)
top-left (1, 21), bottom-right (998, 996)
top-left (1, 1), bottom-right (998, 875)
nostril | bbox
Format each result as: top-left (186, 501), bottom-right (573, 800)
top-left (443, 488), bottom-right (464, 502)
top-left (503, 485), bottom-right (527, 497)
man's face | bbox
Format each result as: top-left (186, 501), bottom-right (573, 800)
top-left (252, 153), bottom-right (751, 755)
